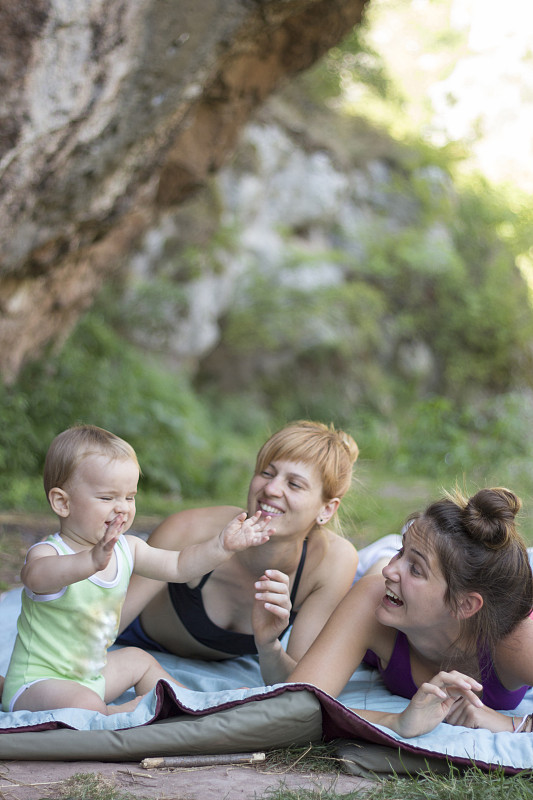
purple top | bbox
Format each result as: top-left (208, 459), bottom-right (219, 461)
top-left (363, 630), bottom-right (529, 711)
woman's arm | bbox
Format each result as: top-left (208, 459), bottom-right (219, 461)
top-left (287, 574), bottom-right (391, 696)
top-left (119, 505), bottom-right (242, 631)
top-left (441, 615), bottom-right (533, 733)
top-left (494, 615), bottom-right (533, 689)
top-left (253, 536), bottom-right (359, 684)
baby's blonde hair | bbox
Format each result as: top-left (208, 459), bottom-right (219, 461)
top-left (43, 425), bottom-right (139, 501)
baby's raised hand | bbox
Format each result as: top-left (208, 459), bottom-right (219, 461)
top-left (220, 511), bottom-right (274, 553)
top-left (91, 515), bottom-right (123, 572)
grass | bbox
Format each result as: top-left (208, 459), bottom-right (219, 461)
top-left (263, 743), bottom-right (344, 774)
top-left (256, 764), bottom-right (533, 800)
top-left (259, 784), bottom-right (365, 800)
top-left (48, 771), bottom-right (151, 800)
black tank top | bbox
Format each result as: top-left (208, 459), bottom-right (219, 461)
top-left (167, 540), bottom-right (308, 655)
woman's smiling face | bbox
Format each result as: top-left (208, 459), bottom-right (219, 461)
top-left (247, 459), bottom-right (331, 538)
top-left (376, 521), bottom-right (453, 634)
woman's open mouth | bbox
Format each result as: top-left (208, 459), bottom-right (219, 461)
top-left (259, 502), bottom-right (283, 516)
top-left (384, 588), bottom-right (403, 607)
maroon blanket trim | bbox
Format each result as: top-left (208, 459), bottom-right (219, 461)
top-left (0, 721), bottom-right (74, 734)
top-left (139, 681), bottom-right (533, 775)
top-left (293, 684), bottom-right (528, 777)
top-left (0, 680), bottom-right (527, 775)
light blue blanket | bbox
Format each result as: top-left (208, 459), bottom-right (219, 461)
top-left (1, 588), bottom-right (532, 770)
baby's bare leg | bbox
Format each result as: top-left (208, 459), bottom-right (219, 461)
top-left (103, 647), bottom-right (186, 703)
top-left (12, 678), bottom-right (112, 714)
top-left (13, 677), bottom-right (145, 716)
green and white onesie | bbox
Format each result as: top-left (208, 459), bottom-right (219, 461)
top-left (2, 532), bottom-right (133, 712)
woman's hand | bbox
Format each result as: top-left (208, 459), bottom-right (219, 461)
top-left (252, 569), bottom-right (292, 648)
top-left (444, 696), bottom-right (515, 732)
top-left (394, 671), bottom-right (483, 739)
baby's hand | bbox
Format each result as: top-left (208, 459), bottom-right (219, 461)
top-left (220, 511), bottom-right (274, 553)
top-left (91, 515), bottom-right (123, 572)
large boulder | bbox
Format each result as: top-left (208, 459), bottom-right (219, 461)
top-left (0, 0), bottom-right (367, 382)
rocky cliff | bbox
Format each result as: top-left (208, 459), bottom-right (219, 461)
top-left (0, 0), bottom-right (367, 382)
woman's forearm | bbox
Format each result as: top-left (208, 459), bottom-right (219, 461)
top-left (257, 640), bottom-right (297, 685)
top-left (353, 708), bottom-right (405, 732)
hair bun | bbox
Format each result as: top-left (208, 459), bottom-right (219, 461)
top-left (463, 487), bottom-right (521, 549)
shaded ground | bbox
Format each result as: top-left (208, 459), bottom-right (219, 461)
top-left (0, 758), bottom-right (374, 800)
top-left (0, 515), bottom-right (374, 800)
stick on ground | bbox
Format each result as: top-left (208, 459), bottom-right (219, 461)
top-left (141, 752), bottom-right (266, 769)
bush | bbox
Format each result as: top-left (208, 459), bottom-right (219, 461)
top-left (0, 309), bottom-right (228, 510)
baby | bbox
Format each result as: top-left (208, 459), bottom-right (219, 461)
top-left (2, 425), bottom-right (273, 715)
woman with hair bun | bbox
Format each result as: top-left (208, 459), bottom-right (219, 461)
top-left (119, 420), bottom-right (361, 684)
top-left (289, 486), bottom-right (533, 734)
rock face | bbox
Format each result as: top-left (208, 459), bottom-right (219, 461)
top-left (0, 0), bottom-right (367, 382)
top-left (125, 94), bottom-right (453, 401)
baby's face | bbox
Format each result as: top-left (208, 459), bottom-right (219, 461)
top-left (61, 454), bottom-right (139, 545)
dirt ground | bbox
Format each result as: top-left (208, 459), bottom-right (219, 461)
top-left (0, 514), bottom-right (375, 800)
top-left (0, 759), bottom-right (375, 800)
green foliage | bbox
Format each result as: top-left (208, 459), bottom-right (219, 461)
top-left (391, 393), bottom-right (533, 477)
top-left (204, 168), bottom-right (533, 425)
top-left (0, 305), bottom-right (239, 510)
top-left (302, 23), bottom-right (403, 106)
top-left (193, 157), bottom-right (533, 501)
top-left (116, 277), bottom-right (189, 345)
top-left (355, 221), bottom-right (533, 399)
top-left (3, 161), bottom-right (533, 515)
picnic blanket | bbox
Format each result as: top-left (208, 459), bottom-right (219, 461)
top-left (1, 587), bottom-right (532, 774)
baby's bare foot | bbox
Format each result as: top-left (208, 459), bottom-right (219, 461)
top-left (107, 694), bottom-right (144, 715)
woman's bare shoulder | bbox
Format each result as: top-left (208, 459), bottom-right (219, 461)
top-left (495, 614), bottom-right (533, 686)
top-left (341, 575), bottom-right (392, 643)
top-left (148, 505), bottom-right (245, 548)
top-left (332, 573), bottom-right (387, 618)
top-left (309, 574), bottom-right (388, 646)
top-left (307, 528), bottom-right (358, 574)
top-left (353, 572), bottom-right (387, 600)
